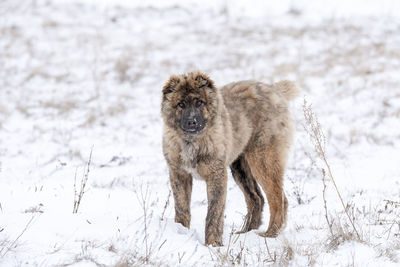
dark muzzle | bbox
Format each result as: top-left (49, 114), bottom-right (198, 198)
top-left (180, 107), bottom-right (205, 135)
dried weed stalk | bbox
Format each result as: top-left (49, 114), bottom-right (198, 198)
top-left (303, 98), bottom-right (360, 239)
top-left (160, 189), bottom-right (171, 221)
top-left (133, 183), bottom-right (152, 264)
top-left (322, 168), bottom-right (334, 237)
top-left (73, 147), bottom-right (93, 214)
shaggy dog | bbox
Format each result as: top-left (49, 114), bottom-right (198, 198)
top-left (161, 71), bottom-right (298, 246)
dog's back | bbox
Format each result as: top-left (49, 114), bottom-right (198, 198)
top-left (221, 80), bottom-right (298, 113)
top-left (220, 80), bottom-right (298, 159)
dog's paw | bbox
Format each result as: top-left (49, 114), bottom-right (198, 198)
top-left (257, 230), bottom-right (279, 238)
top-left (235, 227), bottom-right (253, 234)
top-left (206, 240), bottom-right (223, 247)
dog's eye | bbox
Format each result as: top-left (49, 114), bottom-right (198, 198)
top-left (195, 100), bottom-right (204, 108)
top-left (177, 102), bottom-right (185, 109)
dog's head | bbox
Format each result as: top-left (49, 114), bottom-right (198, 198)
top-left (161, 71), bottom-right (218, 137)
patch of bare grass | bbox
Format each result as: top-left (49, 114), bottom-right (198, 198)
top-left (42, 99), bottom-right (78, 116)
top-left (24, 203), bottom-right (44, 214)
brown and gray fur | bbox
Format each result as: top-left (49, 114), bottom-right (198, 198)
top-left (161, 71), bottom-right (299, 246)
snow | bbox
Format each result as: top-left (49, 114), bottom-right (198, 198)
top-left (1, 0), bottom-right (400, 266)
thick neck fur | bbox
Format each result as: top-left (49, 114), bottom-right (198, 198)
top-left (178, 92), bottom-right (230, 168)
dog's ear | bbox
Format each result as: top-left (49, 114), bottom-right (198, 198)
top-left (162, 75), bottom-right (180, 97)
top-left (193, 72), bottom-right (215, 90)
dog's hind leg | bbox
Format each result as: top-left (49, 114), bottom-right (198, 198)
top-left (230, 155), bottom-right (265, 233)
top-left (244, 137), bottom-right (289, 238)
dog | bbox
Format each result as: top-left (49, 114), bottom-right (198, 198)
top-left (161, 71), bottom-right (298, 246)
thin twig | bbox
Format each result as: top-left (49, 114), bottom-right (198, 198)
top-left (160, 189), bottom-right (171, 221)
top-left (134, 183), bottom-right (151, 263)
top-left (73, 146), bottom-right (93, 214)
top-left (322, 168), bottom-right (334, 237)
top-left (264, 238), bottom-right (276, 263)
top-left (72, 167), bottom-right (78, 213)
top-left (224, 224), bottom-right (235, 263)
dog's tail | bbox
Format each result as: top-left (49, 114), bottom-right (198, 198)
top-left (274, 80), bottom-right (300, 101)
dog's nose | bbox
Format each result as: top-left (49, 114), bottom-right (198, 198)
top-left (186, 119), bottom-right (197, 127)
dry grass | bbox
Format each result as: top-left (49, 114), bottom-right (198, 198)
top-left (73, 147), bottom-right (93, 214)
top-left (208, 225), bottom-right (246, 266)
top-left (115, 182), bottom-right (170, 266)
top-left (325, 212), bottom-right (362, 251)
top-left (0, 214), bottom-right (37, 258)
top-left (24, 203), bottom-right (44, 214)
top-left (58, 240), bottom-right (108, 267)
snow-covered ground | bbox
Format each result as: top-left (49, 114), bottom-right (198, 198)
top-left (1, 0), bottom-right (400, 266)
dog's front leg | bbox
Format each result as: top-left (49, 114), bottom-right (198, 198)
top-left (169, 168), bottom-right (193, 228)
top-left (199, 161), bottom-right (227, 246)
